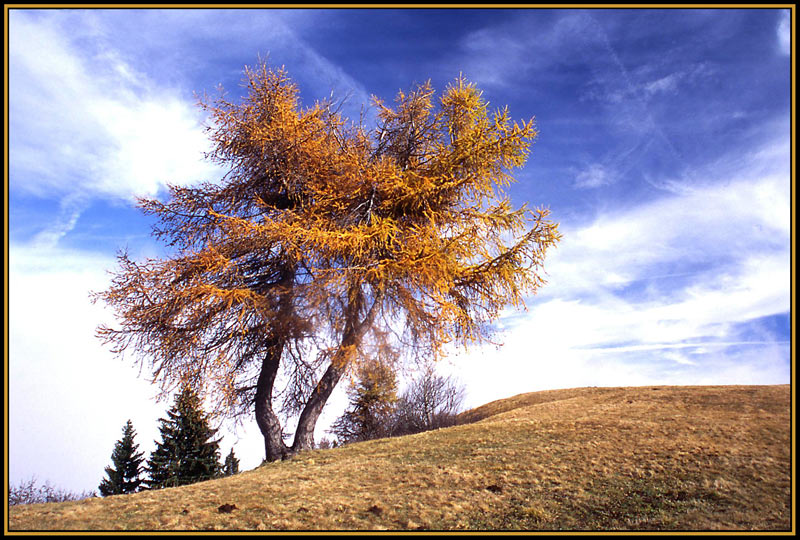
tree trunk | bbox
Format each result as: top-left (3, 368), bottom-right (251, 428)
top-left (256, 279), bottom-right (380, 460)
top-left (292, 356), bottom-right (349, 452)
top-left (254, 266), bottom-right (296, 462)
top-left (254, 338), bottom-right (292, 461)
top-left (291, 287), bottom-right (380, 453)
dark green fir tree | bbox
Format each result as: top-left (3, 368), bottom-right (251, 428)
top-left (222, 448), bottom-right (240, 476)
top-left (99, 419), bottom-right (145, 496)
top-left (145, 385), bottom-right (222, 489)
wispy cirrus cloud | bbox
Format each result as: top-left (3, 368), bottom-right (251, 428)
top-left (777, 9), bottom-right (791, 55)
top-left (448, 132), bottom-right (790, 408)
top-left (573, 163), bottom-right (614, 189)
top-left (581, 59), bottom-right (714, 105)
top-left (9, 11), bottom-right (222, 204)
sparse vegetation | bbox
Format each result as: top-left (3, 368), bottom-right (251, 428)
top-left (330, 358), bottom-right (400, 444)
top-left (9, 478), bottom-right (96, 507)
top-left (391, 363), bottom-right (465, 436)
top-left (330, 359), bottom-right (467, 445)
top-left (7, 385), bottom-right (792, 531)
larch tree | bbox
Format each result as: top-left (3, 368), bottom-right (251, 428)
top-left (94, 61), bottom-right (560, 463)
top-left (330, 358), bottom-right (399, 443)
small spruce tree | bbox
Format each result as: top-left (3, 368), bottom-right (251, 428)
top-left (145, 385), bottom-right (222, 489)
top-left (222, 448), bottom-right (240, 476)
top-left (99, 419), bottom-right (145, 496)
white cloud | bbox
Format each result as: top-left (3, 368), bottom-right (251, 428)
top-left (442, 135), bottom-right (790, 409)
top-left (7, 243), bottom-right (273, 493)
top-left (549, 163), bottom-right (789, 297)
top-left (8, 244), bottom-right (169, 494)
top-left (8, 10), bottom-right (377, 205)
top-left (8, 11), bottom-right (223, 202)
top-left (529, 247), bottom-right (788, 351)
top-left (777, 9), bottom-right (791, 55)
top-left (450, 294), bottom-right (789, 412)
top-left (7, 240), bottom-right (351, 493)
top-left (574, 163), bottom-right (614, 189)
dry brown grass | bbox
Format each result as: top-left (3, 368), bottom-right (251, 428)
top-left (7, 385), bottom-right (793, 532)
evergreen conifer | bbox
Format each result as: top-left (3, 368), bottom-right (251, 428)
top-left (222, 448), bottom-right (240, 476)
top-left (99, 419), bottom-right (144, 496)
top-left (145, 385), bottom-right (222, 489)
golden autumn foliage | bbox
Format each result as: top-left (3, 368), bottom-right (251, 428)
top-left (330, 358), bottom-right (400, 443)
top-left (94, 62), bottom-right (561, 459)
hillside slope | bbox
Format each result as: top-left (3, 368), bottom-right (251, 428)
top-left (7, 385), bottom-right (793, 532)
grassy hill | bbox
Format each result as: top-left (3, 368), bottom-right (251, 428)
top-left (7, 385), bottom-right (793, 532)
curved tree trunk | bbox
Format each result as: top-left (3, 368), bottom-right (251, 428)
top-left (254, 266), bottom-right (295, 462)
top-left (254, 337), bottom-right (292, 461)
top-left (255, 278), bottom-right (381, 461)
top-left (292, 287), bottom-right (381, 454)
top-left (292, 354), bottom-right (349, 453)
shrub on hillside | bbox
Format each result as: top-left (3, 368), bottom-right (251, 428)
top-left (329, 361), bottom-right (467, 446)
top-left (316, 437), bottom-right (337, 449)
top-left (9, 477), bottom-right (96, 506)
top-left (390, 366), bottom-right (465, 436)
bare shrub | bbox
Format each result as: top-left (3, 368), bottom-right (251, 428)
top-left (9, 477), bottom-right (96, 506)
top-left (391, 365), bottom-right (466, 436)
top-left (316, 437), bottom-right (337, 449)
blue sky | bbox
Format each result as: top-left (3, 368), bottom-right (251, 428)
top-left (7, 7), bottom-right (793, 495)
